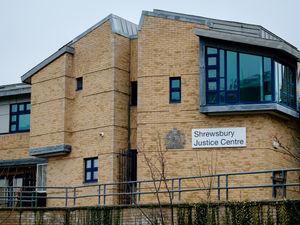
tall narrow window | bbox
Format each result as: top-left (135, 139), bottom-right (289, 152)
top-left (85, 158), bottom-right (98, 183)
top-left (76, 77), bottom-right (83, 91)
top-left (36, 164), bottom-right (47, 192)
top-left (10, 103), bottom-right (31, 133)
top-left (170, 77), bottom-right (181, 103)
top-left (131, 81), bottom-right (137, 106)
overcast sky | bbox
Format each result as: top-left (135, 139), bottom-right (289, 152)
top-left (0, 0), bottom-right (299, 85)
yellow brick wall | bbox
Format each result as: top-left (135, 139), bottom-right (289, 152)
top-left (30, 53), bottom-right (73, 149)
top-left (0, 133), bottom-right (30, 160)
top-left (30, 20), bottom-right (133, 207)
top-left (136, 15), bottom-right (300, 203)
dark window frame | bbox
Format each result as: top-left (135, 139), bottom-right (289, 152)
top-left (84, 157), bottom-right (98, 183)
top-left (170, 77), bottom-right (181, 103)
top-left (9, 102), bottom-right (31, 133)
top-left (76, 77), bottom-right (83, 91)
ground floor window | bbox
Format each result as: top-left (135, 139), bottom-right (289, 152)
top-left (85, 157), bottom-right (98, 183)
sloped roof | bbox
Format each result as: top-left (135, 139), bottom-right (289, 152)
top-left (0, 83), bottom-right (31, 97)
top-left (138, 9), bottom-right (300, 60)
top-left (139, 9), bottom-right (298, 51)
top-left (21, 10), bottom-right (299, 84)
top-left (21, 14), bottom-right (137, 83)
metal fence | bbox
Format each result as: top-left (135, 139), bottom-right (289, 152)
top-left (0, 168), bottom-right (300, 207)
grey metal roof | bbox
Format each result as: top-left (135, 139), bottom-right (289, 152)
top-left (0, 83), bottom-right (31, 97)
top-left (21, 14), bottom-right (137, 84)
top-left (72, 14), bottom-right (137, 43)
top-left (21, 46), bottom-right (74, 83)
top-left (139, 9), bottom-right (298, 51)
top-left (194, 28), bottom-right (300, 60)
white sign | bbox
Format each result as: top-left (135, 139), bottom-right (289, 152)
top-left (192, 127), bottom-right (246, 148)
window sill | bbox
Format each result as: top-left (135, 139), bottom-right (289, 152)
top-left (199, 103), bottom-right (299, 118)
top-left (0, 131), bottom-right (30, 135)
top-left (83, 180), bottom-right (98, 184)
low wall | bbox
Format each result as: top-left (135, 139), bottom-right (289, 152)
top-left (0, 200), bottom-right (299, 225)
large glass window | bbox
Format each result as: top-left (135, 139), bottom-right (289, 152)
top-left (10, 103), bottom-right (31, 133)
top-left (206, 47), bottom-right (296, 109)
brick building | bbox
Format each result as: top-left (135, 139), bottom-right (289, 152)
top-left (1, 10), bottom-right (300, 206)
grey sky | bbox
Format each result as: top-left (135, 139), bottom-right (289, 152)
top-left (0, 0), bottom-right (299, 85)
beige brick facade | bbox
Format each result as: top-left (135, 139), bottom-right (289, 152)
top-left (1, 10), bottom-right (300, 207)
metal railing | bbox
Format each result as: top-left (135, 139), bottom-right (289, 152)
top-left (0, 168), bottom-right (300, 207)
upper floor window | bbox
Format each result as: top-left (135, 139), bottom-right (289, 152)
top-left (84, 157), bottom-right (98, 183)
top-left (76, 77), bottom-right (83, 91)
top-left (206, 47), bottom-right (296, 109)
top-left (10, 103), bottom-right (30, 133)
top-left (170, 77), bottom-right (181, 103)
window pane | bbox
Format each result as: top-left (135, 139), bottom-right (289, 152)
top-left (220, 78), bottom-right (225, 91)
top-left (94, 158), bottom-right (98, 168)
top-left (275, 62), bottom-right (282, 103)
top-left (264, 57), bottom-right (272, 101)
top-left (76, 77), bottom-right (83, 90)
top-left (226, 51), bottom-right (237, 91)
top-left (26, 104), bottom-right (31, 111)
top-left (131, 81), bottom-right (137, 106)
top-left (11, 115), bottom-right (16, 122)
top-left (86, 160), bottom-right (91, 169)
top-left (171, 91), bottom-right (180, 101)
top-left (207, 47), bottom-right (217, 54)
top-left (239, 53), bottom-right (263, 102)
top-left (93, 171), bottom-right (98, 181)
top-left (220, 92), bottom-right (225, 104)
top-left (171, 79), bottom-right (180, 88)
top-left (208, 69), bottom-right (217, 78)
top-left (19, 114), bottom-right (30, 130)
top-left (208, 82), bottom-right (217, 91)
top-left (227, 93), bottom-right (237, 103)
top-left (19, 104), bottom-right (24, 111)
top-left (220, 50), bottom-right (225, 77)
top-left (208, 57), bottom-right (217, 66)
top-left (208, 93), bottom-right (217, 104)
top-left (86, 172), bottom-right (91, 180)
top-left (11, 125), bottom-right (16, 132)
top-left (11, 105), bottom-right (17, 113)
top-left (282, 65), bottom-right (288, 104)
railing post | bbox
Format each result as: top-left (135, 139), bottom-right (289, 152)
top-left (171, 180), bottom-right (174, 202)
top-left (131, 182), bottom-right (135, 204)
top-left (35, 187), bottom-right (38, 207)
top-left (272, 171), bottom-right (276, 199)
top-left (226, 175), bottom-right (229, 201)
top-left (103, 184), bottom-right (106, 205)
top-left (65, 188), bottom-right (68, 207)
top-left (178, 179), bottom-right (181, 202)
top-left (138, 182), bottom-right (141, 204)
top-left (98, 185), bottom-right (101, 205)
top-left (218, 175), bottom-right (220, 201)
top-left (282, 170), bottom-right (286, 198)
top-left (73, 187), bottom-right (76, 206)
top-left (20, 188), bottom-right (23, 207)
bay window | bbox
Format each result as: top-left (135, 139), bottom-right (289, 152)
top-left (206, 47), bottom-right (296, 110)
